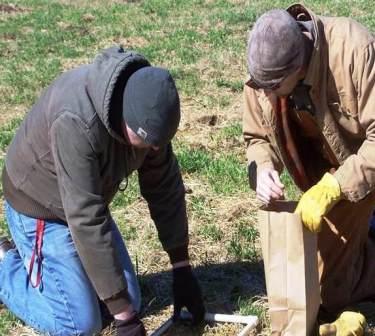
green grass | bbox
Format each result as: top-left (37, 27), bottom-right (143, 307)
top-left (238, 296), bottom-right (266, 318)
top-left (111, 175), bottom-right (140, 208)
top-left (215, 78), bottom-right (244, 93)
top-left (198, 224), bottom-right (223, 242)
top-left (238, 296), bottom-right (269, 331)
top-left (169, 68), bottom-right (202, 96)
top-left (120, 224), bottom-right (138, 241)
top-left (0, 311), bottom-right (20, 335)
top-left (190, 195), bottom-right (213, 219)
top-left (176, 144), bottom-right (248, 195)
top-left (227, 219), bottom-right (259, 262)
top-left (0, 118), bottom-right (22, 152)
top-left (0, 217), bottom-right (10, 237)
top-left (0, 0), bottom-right (374, 334)
top-left (280, 170), bottom-right (302, 201)
top-left (1, 0), bottom-right (373, 107)
top-left (211, 122), bottom-right (243, 146)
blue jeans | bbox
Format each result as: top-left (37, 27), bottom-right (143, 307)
top-left (0, 201), bottom-right (141, 336)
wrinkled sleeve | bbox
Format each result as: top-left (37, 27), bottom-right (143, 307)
top-left (138, 144), bottom-right (188, 252)
top-left (243, 85), bottom-right (283, 190)
top-left (138, 143), bottom-right (188, 252)
top-left (50, 112), bottom-right (130, 314)
top-left (334, 41), bottom-right (375, 202)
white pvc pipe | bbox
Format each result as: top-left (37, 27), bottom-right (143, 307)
top-left (203, 312), bottom-right (258, 325)
top-left (149, 311), bottom-right (258, 336)
top-left (238, 320), bottom-right (258, 336)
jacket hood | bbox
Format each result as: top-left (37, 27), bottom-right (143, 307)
top-left (87, 46), bottom-right (150, 143)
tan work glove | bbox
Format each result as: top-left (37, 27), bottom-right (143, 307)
top-left (295, 173), bottom-right (342, 232)
top-left (319, 311), bottom-right (366, 336)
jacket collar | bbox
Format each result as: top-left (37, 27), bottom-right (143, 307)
top-left (287, 4), bottom-right (324, 90)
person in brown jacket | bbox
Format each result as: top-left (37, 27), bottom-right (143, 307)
top-left (244, 4), bottom-right (374, 335)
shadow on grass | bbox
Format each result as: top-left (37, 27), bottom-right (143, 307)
top-left (139, 261), bottom-right (375, 335)
top-left (139, 260), bottom-right (266, 318)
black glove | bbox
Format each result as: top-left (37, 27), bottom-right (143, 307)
top-left (115, 313), bottom-right (146, 336)
top-left (172, 265), bottom-right (205, 324)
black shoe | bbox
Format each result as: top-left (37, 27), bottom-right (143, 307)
top-left (0, 237), bottom-right (14, 262)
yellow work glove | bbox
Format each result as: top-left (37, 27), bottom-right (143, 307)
top-left (295, 173), bottom-right (342, 232)
top-left (319, 311), bottom-right (366, 336)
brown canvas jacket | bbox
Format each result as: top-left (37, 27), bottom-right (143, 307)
top-left (243, 4), bottom-right (375, 202)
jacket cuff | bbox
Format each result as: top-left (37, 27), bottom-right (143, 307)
top-left (104, 289), bottom-right (132, 315)
top-left (166, 244), bottom-right (189, 264)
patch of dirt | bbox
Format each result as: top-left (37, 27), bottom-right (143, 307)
top-left (61, 56), bottom-right (92, 71)
top-left (177, 92), bottom-right (244, 154)
top-left (0, 4), bottom-right (25, 13)
top-left (2, 31), bottom-right (17, 40)
top-left (196, 115), bottom-right (218, 126)
top-left (97, 36), bottom-right (149, 51)
top-left (82, 13), bottom-right (95, 22)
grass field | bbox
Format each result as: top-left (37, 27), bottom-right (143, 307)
top-left (0, 0), bottom-right (374, 335)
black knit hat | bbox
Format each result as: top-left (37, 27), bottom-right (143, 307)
top-left (122, 66), bottom-right (180, 146)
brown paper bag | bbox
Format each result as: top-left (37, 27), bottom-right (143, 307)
top-left (258, 201), bottom-right (320, 336)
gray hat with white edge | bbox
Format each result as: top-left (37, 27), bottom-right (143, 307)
top-left (247, 9), bottom-right (305, 89)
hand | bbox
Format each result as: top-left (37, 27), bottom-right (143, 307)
top-left (114, 304), bottom-right (137, 321)
top-left (295, 173), bottom-right (342, 232)
top-left (319, 311), bottom-right (366, 336)
top-left (173, 265), bottom-right (205, 324)
top-left (115, 312), bottom-right (146, 336)
top-left (256, 168), bottom-right (284, 204)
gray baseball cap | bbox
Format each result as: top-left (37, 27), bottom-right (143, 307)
top-left (247, 9), bottom-right (305, 89)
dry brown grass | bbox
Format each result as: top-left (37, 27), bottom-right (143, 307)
top-left (0, 104), bottom-right (26, 126)
top-left (105, 160), bottom-right (266, 335)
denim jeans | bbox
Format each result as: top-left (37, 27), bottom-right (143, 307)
top-left (0, 201), bottom-right (141, 336)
